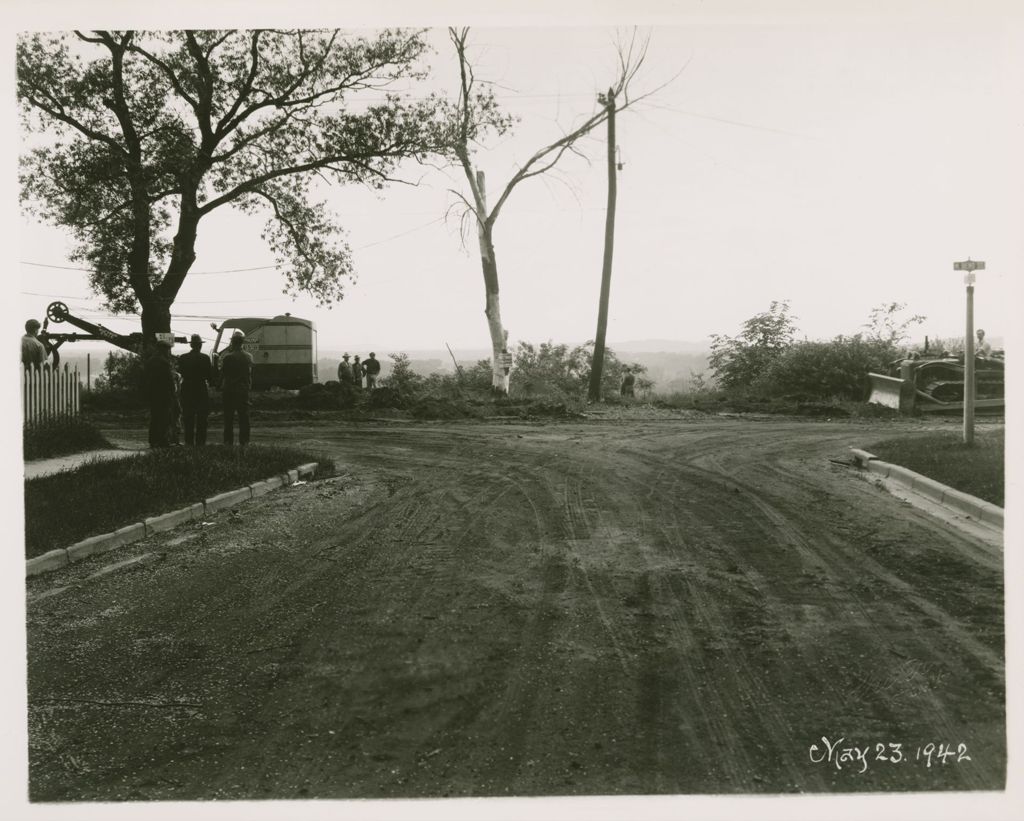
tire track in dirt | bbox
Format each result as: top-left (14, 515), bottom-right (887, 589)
top-left (26, 418), bottom-right (1005, 798)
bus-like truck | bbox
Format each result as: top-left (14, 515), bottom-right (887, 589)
top-left (210, 313), bottom-right (317, 390)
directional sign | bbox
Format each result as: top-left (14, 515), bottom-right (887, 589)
top-left (953, 259), bottom-right (985, 272)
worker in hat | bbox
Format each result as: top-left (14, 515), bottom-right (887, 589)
top-left (351, 354), bottom-right (363, 389)
top-left (177, 333), bottom-right (213, 445)
top-left (143, 339), bottom-right (176, 448)
top-left (337, 353), bottom-right (354, 385)
top-left (220, 329), bottom-right (253, 446)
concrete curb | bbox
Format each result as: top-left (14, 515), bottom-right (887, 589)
top-left (26, 462), bottom-right (319, 578)
top-left (850, 447), bottom-right (1003, 529)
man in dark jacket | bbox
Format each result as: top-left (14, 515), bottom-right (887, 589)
top-left (363, 351), bottom-right (381, 389)
top-left (178, 334), bottom-right (213, 445)
top-left (220, 330), bottom-right (253, 446)
top-left (143, 340), bottom-right (176, 449)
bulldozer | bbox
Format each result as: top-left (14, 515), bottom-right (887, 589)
top-left (867, 351), bottom-right (1004, 414)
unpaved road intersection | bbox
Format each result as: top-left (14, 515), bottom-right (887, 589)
top-left (26, 416), bottom-right (1005, 799)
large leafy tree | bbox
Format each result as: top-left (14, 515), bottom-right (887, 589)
top-left (18, 29), bottom-right (448, 343)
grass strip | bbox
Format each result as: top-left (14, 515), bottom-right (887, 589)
top-left (24, 445), bottom-right (333, 559)
top-left (868, 428), bottom-right (1003, 507)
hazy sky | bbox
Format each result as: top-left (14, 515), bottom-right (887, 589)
top-left (14, 2), bottom-right (1024, 358)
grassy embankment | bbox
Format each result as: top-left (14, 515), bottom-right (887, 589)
top-left (23, 418), bottom-right (113, 461)
top-left (24, 445), bottom-right (333, 559)
top-left (868, 428), bottom-right (1004, 506)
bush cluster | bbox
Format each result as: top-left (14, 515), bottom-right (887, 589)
top-left (23, 417), bottom-right (113, 461)
top-left (709, 301), bottom-right (915, 403)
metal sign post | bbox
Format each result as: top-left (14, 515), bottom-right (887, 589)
top-left (953, 259), bottom-right (985, 445)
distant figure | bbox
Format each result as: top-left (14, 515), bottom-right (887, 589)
top-left (178, 334), bottom-right (212, 446)
top-left (143, 341), bottom-right (176, 449)
top-left (363, 352), bottom-right (381, 389)
top-left (338, 353), bottom-right (354, 385)
top-left (620, 371), bottom-right (636, 398)
top-left (220, 330), bottom-right (253, 446)
top-left (21, 319), bottom-right (47, 369)
top-left (976, 328), bottom-right (992, 359)
top-left (352, 355), bottom-right (363, 389)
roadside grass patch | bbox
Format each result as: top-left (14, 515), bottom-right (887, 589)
top-left (24, 445), bottom-right (334, 559)
top-left (23, 418), bottom-right (113, 461)
top-left (867, 428), bottom-right (1004, 506)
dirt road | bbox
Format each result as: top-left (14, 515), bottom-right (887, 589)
top-left (25, 415), bottom-right (1005, 799)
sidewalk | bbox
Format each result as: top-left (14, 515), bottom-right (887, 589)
top-left (24, 448), bottom-right (145, 481)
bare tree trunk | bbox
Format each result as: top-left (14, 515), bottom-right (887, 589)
top-left (474, 171), bottom-right (510, 394)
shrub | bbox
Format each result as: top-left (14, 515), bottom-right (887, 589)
top-left (709, 300), bottom-right (797, 392)
top-left (94, 350), bottom-right (144, 393)
top-left (512, 341), bottom-right (644, 402)
top-left (381, 353), bottom-right (424, 401)
top-left (758, 335), bottom-right (900, 401)
top-left (23, 417), bottom-right (112, 461)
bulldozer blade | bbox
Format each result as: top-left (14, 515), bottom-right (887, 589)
top-left (867, 372), bottom-right (913, 412)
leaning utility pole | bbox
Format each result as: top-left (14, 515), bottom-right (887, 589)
top-left (588, 88), bottom-right (618, 403)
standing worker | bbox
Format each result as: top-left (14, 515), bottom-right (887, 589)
top-left (363, 352), bottom-right (381, 390)
top-left (143, 340), bottom-right (176, 448)
top-left (352, 355), bottom-right (363, 389)
top-left (21, 319), bottom-right (47, 369)
top-left (338, 353), bottom-right (354, 385)
top-left (620, 370), bottom-right (636, 398)
top-left (178, 333), bottom-right (213, 446)
top-left (220, 329), bottom-right (253, 446)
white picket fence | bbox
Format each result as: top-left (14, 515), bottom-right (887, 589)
top-left (22, 364), bottom-right (81, 428)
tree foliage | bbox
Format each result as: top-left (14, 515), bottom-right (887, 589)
top-left (93, 350), bottom-right (143, 392)
top-left (759, 336), bottom-right (899, 401)
top-left (18, 29), bottom-right (450, 332)
top-left (863, 302), bottom-right (926, 345)
top-left (512, 341), bottom-right (645, 401)
top-left (708, 301), bottom-right (798, 391)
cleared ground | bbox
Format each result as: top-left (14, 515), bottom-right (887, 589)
top-left (25, 415), bottom-right (1005, 799)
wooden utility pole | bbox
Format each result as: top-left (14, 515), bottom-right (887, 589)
top-left (588, 88), bottom-right (618, 403)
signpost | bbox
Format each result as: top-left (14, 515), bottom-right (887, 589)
top-left (953, 259), bottom-right (985, 445)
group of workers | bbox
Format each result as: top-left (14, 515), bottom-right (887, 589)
top-left (144, 330), bottom-right (253, 449)
top-left (21, 317), bottom-right (250, 449)
top-left (337, 351), bottom-right (381, 389)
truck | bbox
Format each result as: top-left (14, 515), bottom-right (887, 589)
top-left (210, 314), bottom-right (317, 390)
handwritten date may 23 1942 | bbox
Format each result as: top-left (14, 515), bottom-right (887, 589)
top-left (808, 737), bottom-right (971, 774)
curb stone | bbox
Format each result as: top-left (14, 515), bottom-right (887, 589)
top-left (26, 462), bottom-right (319, 578)
top-left (67, 523), bottom-right (147, 564)
top-left (145, 503), bottom-right (205, 536)
top-left (850, 447), bottom-right (1003, 530)
top-left (26, 549), bottom-right (69, 576)
top-left (205, 487), bottom-right (253, 513)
